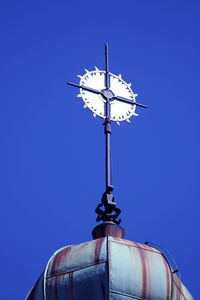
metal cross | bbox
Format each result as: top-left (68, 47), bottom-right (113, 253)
top-left (68, 44), bottom-right (147, 224)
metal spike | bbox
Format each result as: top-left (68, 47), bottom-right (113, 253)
top-left (127, 83), bottom-right (131, 87)
top-left (126, 119), bottom-right (131, 123)
top-left (118, 74), bottom-right (122, 79)
top-left (77, 75), bottom-right (82, 79)
top-left (93, 113), bottom-right (96, 118)
top-left (133, 93), bottom-right (138, 97)
top-left (84, 69), bottom-right (90, 74)
top-left (84, 104), bottom-right (87, 109)
top-left (116, 121), bottom-right (120, 126)
top-left (95, 66), bottom-right (99, 71)
top-left (133, 112), bottom-right (139, 116)
top-left (77, 94), bottom-right (81, 98)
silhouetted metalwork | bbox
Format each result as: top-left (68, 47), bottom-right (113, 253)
top-left (68, 44), bottom-right (147, 224)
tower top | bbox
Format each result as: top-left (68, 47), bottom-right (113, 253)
top-left (26, 44), bottom-right (194, 300)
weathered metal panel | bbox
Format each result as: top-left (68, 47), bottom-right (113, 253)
top-left (110, 293), bottom-right (139, 300)
top-left (109, 237), bottom-right (171, 300)
top-left (109, 237), bottom-right (193, 300)
top-left (172, 272), bottom-right (193, 300)
top-left (46, 263), bottom-right (108, 300)
top-left (181, 284), bottom-right (193, 300)
top-left (26, 236), bottom-right (193, 300)
top-left (92, 222), bottom-right (125, 239)
top-left (45, 237), bottom-right (108, 300)
top-left (47, 237), bottom-right (107, 278)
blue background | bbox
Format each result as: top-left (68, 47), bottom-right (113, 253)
top-left (0, 0), bottom-right (199, 299)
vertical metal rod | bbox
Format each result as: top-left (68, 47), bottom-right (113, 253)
top-left (105, 118), bottom-right (111, 188)
top-left (104, 43), bottom-right (112, 190)
top-left (105, 43), bottom-right (109, 90)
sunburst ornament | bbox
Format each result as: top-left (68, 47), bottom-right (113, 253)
top-left (67, 44), bottom-right (147, 225)
top-left (69, 67), bottom-right (147, 124)
top-left (77, 69), bottom-right (139, 123)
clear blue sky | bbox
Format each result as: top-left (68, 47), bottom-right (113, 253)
top-left (0, 1), bottom-right (199, 299)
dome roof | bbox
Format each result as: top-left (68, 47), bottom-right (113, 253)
top-left (26, 224), bottom-right (193, 300)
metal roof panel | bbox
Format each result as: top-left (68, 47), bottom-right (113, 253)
top-left (26, 236), bottom-right (193, 300)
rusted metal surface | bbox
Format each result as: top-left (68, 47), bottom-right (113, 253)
top-left (46, 238), bottom-right (107, 278)
top-left (45, 237), bottom-right (108, 300)
top-left (108, 238), bottom-right (193, 300)
top-left (26, 236), bottom-right (193, 300)
top-left (172, 272), bottom-right (193, 300)
top-left (92, 221), bottom-right (125, 239)
top-left (109, 238), bottom-right (171, 299)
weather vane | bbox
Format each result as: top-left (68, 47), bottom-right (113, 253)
top-left (68, 44), bottom-right (147, 225)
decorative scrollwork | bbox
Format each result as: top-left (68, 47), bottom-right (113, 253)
top-left (95, 187), bottom-right (121, 225)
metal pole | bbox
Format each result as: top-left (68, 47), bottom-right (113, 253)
top-left (105, 43), bottom-right (109, 89)
top-left (104, 44), bottom-right (111, 190)
top-left (105, 118), bottom-right (111, 189)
